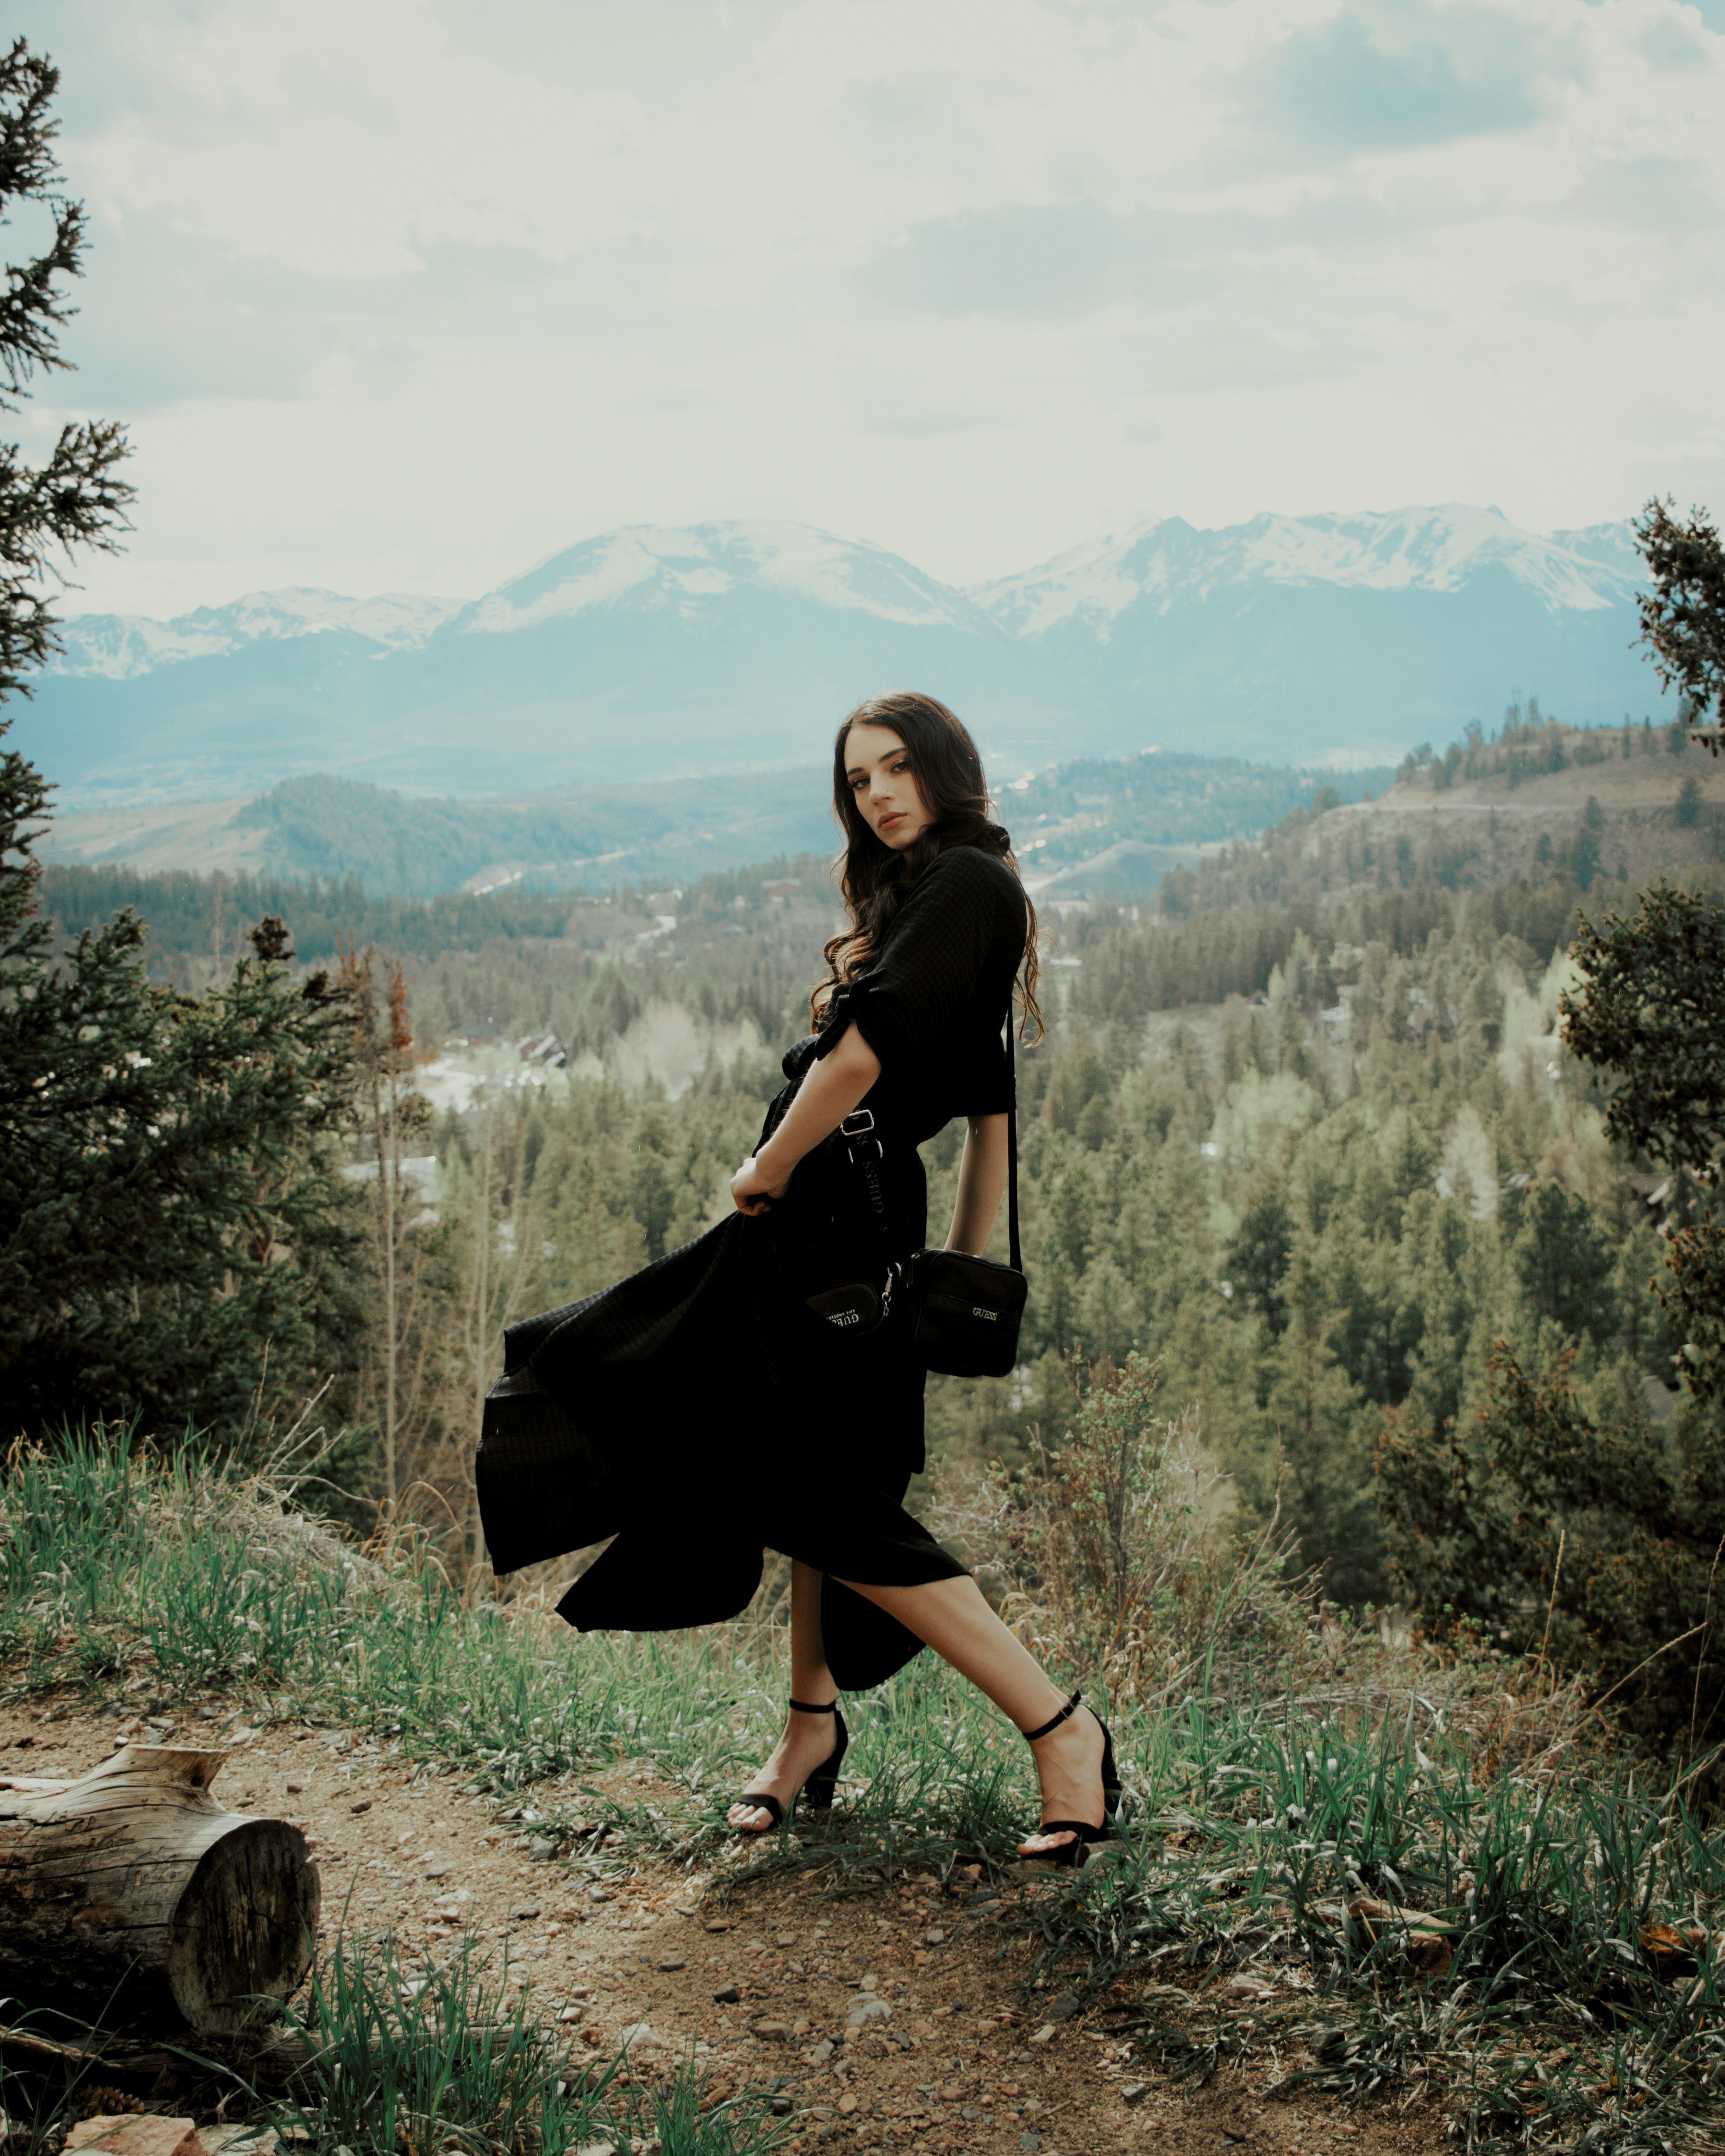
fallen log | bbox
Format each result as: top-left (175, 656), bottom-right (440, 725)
top-left (0, 1744), bottom-right (319, 2037)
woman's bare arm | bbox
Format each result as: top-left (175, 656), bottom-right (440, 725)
top-left (730, 1025), bottom-right (882, 1213)
top-left (946, 1112), bottom-right (1009, 1255)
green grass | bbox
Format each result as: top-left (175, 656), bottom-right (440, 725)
top-left (6, 1429), bottom-right (1725, 2153)
top-left (263, 1932), bottom-right (792, 2156)
top-left (0, 1934), bottom-right (794, 2156)
top-left (992, 1702), bottom-right (1725, 2154)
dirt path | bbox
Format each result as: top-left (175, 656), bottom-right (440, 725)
top-left (1, 1695), bottom-right (1446, 2156)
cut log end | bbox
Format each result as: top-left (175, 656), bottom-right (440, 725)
top-left (172, 1817), bottom-right (321, 2034)
top-left (0, 1745), bottom-right (321, 2036)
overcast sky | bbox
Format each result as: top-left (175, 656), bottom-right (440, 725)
top-left (15, 0), bottom-right (1725, 616)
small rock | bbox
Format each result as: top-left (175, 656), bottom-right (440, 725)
top-left (924, 1928), bottom-right (945, 1944)
top-left (837, 2096), bottom-right (859, 2116)
top-left (348, 1799), bottom-right (372, 1815)
top-left (1224, 1976), bottom-right (1275, 2002)
top-left (775, 1931), bottom-right (797, 1946)
top-left (750, 2020), bottom-right (793, 2042)
top-left (657, 1955), bottom-right (685, 1971)
top-left (960, 2106), bottom-right (982, 2122)
top-left (1121, 2083), bottom-right (1149, 2104)
top-left (1029, 2024), bottom-right (1056, 2046)
top-left (1019, 2136), bottom-right (1042, 2153)
top-left (806, 2037), bottom-right (834, 2063)
top-left (769, 2095), bottom-right (793, 2116)
top-left (712, 1983), bottom-right (741, 2004)
top-left (284, 1782), bottom-right (303, 1794)
top-left (574, 2145), bottom-right (617, 2156)
top-left (425, 1864), bottom-right (451, 1880)
top-left (847, 1996), bottom-right (892, 2028)
top-left (529, 1837), bottom-right (557, 1860)
top-left (558, 2006), bottom-right (584, 2023)
top-left (588, 1887), bottom-right (612, 1904)
top-left (704, 1918), bottom-right (731, 1932)
top-left (616, 2021), bottom-right (662, 2050)
top-left (1045, 1989), bottom-right (1082, 2021)
top-left (511, 1904), bottom-right (541, 1920)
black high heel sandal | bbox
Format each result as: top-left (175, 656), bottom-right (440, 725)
top-left (1019, 1688), bottom-right (1121, 1868)
top-left (731, 1697), bottom-right (849, 1834)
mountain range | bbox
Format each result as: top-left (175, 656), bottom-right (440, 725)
top-left (12, 505), bottom-right (1665, 806)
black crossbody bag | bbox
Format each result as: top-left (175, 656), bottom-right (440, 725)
top-left (904, 1025), bottom-right (1026, 1377)
top-left (801, 1026), bottom-right (1027, 1378)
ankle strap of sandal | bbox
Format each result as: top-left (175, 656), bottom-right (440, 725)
top-left (789, 1696), bottom-right (837, 1714)
top-left (1021, 1689), bottom-right (1082, 1744)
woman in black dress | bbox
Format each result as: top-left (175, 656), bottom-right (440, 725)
top-left (477, 692), bottom-right (1117, 1861)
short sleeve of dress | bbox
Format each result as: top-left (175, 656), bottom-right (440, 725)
top-left (815, 848), bottom-right (1022, 1075)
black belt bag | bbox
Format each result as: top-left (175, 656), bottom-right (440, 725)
top-left (906, 1024), bottom-right (1026, 1377)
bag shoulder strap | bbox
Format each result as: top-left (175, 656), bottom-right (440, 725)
top-left (840, 1009), bottom-right (1021, 1272)
top-left (1006, 1016), bottom-right (1021, 1273)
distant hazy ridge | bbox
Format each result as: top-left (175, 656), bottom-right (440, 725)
top-left (40, 751), bottom-right (1389, 899)
top-left (15, 506), bottom-right (1663, 806)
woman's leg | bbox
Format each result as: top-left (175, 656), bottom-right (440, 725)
top-left (727, 1561), bottom-right (843, 1831)
top-left (834, 1573), bottom-right (1107, 1857)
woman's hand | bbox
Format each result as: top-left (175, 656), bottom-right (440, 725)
top-left (730, 1153), bottom-right (789, 1215)
top-left (729, 1027), bottom-right (882, 1216)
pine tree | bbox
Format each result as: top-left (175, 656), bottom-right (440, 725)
top-left (0, 897), bottom-right (366, 1434)
top-left (1380, 884), bottom-right (1725, 1771)
top-left (1635, 498), bottom-right (1725, 730)
top-left (0, 44), bottom-right (366, 1440)
top-left (0, 41), bottom-right (132, 700)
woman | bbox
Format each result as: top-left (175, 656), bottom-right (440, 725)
top-left (476, 692), bottom-right (1117, 1862)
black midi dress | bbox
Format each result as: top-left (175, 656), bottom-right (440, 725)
top-left (475, 843), bottom-right (1027, 1691)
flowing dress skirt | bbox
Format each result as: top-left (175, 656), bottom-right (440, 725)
top-left (476, 1129), bottom-right (967, 1689)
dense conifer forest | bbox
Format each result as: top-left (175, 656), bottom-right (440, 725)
top-left (21, 699), bottom-right (1725, 1769)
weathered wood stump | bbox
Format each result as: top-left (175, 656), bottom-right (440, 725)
top-left (0, 1744), bottom-right (320, 2036)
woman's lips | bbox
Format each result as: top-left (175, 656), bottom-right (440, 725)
top-left (878, 811), bottom-right (904, 832)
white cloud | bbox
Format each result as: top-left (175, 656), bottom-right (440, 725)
top-left (14, 0), bottom-right (1725, 615)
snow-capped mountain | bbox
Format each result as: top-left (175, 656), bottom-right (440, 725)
top-left (459, 521), bottom-right (995, 636)
top-left (1546, 520), bottom-right (1649, 582)
top-left (53, 588), bottom-right (466, 679)
top-left (17, 506), bottom-right (1666, 805)
top-left (976, 505), bottom-right (1636, 638)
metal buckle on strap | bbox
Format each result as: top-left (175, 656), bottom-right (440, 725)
top-left (840, 1109), bottom-right (876, 1136)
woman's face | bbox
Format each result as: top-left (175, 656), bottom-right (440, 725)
top-left (844, 723), bottom-right (933, 850)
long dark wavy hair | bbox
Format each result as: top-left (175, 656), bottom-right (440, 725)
top-left (809, 689), bottom-right (1044, 1042)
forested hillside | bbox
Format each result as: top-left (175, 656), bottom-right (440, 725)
top-left (21, 702), bottom-right (1725, 1741)
top-left (40, 744), bottom-right (1390, 899)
